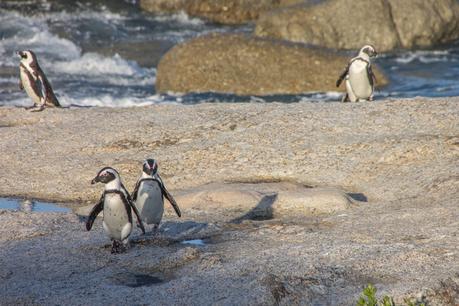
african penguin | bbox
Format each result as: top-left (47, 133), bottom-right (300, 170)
top-left (131, 159), bottom-right (181, 231)
top-left (336, 45), bottom-right (378, 102)
top-left (86, 167), bottom-right (145, 253)
top-left (18, 50), bottom-right (60, 112)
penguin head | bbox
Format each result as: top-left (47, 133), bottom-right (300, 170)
top-left (17, 50), bottom-right (37, 65)
top-left (91, 167), bottom-right (119, 185)
top-left (359, 45), bottom-right (377, 58)
top-left (142, 159), bottom-right (158, 176)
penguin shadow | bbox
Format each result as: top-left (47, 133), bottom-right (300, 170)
top-left (230, 193), bottom-right (278, 224)
top-left (109, 270), bottom-right (168, 288)
top-left (228, 191), bottom-right (368, 225)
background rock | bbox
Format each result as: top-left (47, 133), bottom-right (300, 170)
top-left (389, 0), bottom-right (459, 49)
top-left (139, 0), bottom-right (308, 24)
top-left (255, 0), bottom-right (459, 51)
top-left (156, 33), bottom-right (387, 95)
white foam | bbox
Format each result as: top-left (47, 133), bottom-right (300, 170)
top-left (52, 53), bottom-right (150, 76)
top-left (395, 50), bottom-right (453, 64)
top-left (1, 93), bottom-right (177, 108)
top-left (56, 94), bottom-right (175, 108)
top-left (2, 97), bottom-right (34, 107)
top-left (152, 11), bottom-right (204, 26)
top-left (299, 91), bottom-right (343, 102)
top-left (0, 11), bottom-right (81, 66)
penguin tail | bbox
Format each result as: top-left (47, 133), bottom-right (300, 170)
top-left (49, 95), bottom-right (61, 107)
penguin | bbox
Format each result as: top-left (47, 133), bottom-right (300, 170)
top-left (131, 159), bottom-right (181, 231)
top-left (86, 167), bottom-right (145, 253)
top-left (17, 50), bottom-right (60, 112)
top-left (336, 45), bottom-right (378, 102)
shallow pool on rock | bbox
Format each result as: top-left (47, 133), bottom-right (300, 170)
top-left (0, 198), bottom-right (70, 213)
top-left (180, 239), bottom-right (206, 246)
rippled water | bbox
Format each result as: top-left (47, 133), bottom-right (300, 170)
top-left (0, 0), bottom-right (458, 107)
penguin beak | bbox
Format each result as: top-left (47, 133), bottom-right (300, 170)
top-left (91, 176), bottom-right (99, 184)
top-left (17, 51), bottom-right (26, 59)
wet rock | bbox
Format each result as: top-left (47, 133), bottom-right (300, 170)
top-left (156, 33), bottom-right (387, 95)
top-left (255, 0), bottom-right (459, 51)
top-left (139, 0), bottom-right (307, 24)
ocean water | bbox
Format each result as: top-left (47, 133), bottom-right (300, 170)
top-left (0, 0), bottom-right (458, 107)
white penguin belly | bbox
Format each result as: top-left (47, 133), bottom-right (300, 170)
top-left (348, 62), bottom-right (372, 99)
top-left (20, 69), bottom-right (42, 105)
top-left (135, 181), bottom-right (164, 225)
top-left (102, 194), bottom-right (131, 241)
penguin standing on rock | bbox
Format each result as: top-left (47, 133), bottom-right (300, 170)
top-left (18, 50), bottom-right (60, 112)
top-left (131, 159), bottom-right (181, 232)
top-left (86, 167), bottom-right (145, 253)
top-left (336, 45), bottom-right (378, 102)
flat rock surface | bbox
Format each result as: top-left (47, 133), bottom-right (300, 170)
top-left (0, 97), bottom-right (458, 304)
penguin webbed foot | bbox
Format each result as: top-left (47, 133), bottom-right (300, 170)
top-left (136, 222), bottom-right (145, 234)
top-left (341, 93), bottom-right (350, 103)
top-left (111, 240), bottom-right (126, 254)
top-left (30, 105), bottom-right (45, 112)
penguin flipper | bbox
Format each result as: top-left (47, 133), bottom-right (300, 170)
top-left (19, 79), bottom-right (24, 90)
top-left (158, 177), bottom-right (181, 218)
top-left (366, 64), bottom-right (376, 88)
top-left (336, 63), bottom-right (350, 87)
top-left (131, 179), bottom-right (141, 202)
top-left (119, 183), bottom-right (145, 234)
top-left (37, 66), bottom-right (60, 107)
top-left (86, 195), bottom-right (104, 231)
top-left (129, 201), bottom-right (146, 234)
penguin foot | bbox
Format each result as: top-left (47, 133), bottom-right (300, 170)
top-left (30, 105), bottom-right (45, 112)
top-left (111, 240), bottom-right (126, 254)
top-left (147, 224), bottom-right (160, 236)
top-left (122, 239), bottom-right (131, 250)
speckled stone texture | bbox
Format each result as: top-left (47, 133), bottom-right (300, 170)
top-left (155, 34), bottom-right (387, 95)
top-left (0, 97), bottom-right (458, 304)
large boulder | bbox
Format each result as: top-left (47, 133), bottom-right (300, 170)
top-left (390, 0), bottom-right (459, 49)
top-left (174, 182), bottom-right (355, 220)
top-left (139, 0), bottom-right (307, 24)
top-left (255, 0), bottom-right (459, 51)
top-left (156, 33), bottom-right (387, 95)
